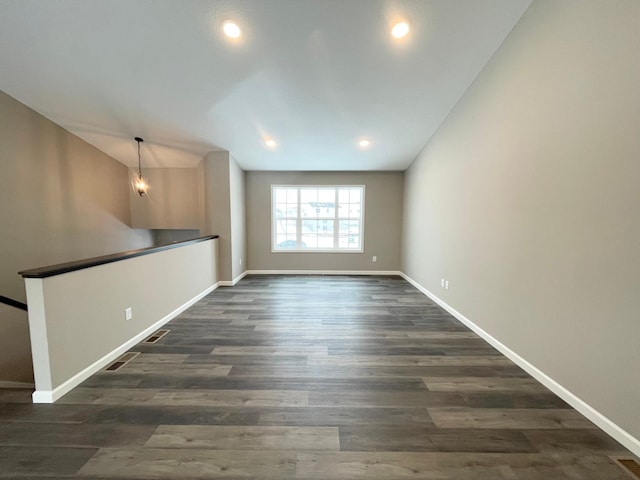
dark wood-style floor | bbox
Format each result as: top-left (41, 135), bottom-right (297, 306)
top-left (0, 275), bottom-right (635, 479)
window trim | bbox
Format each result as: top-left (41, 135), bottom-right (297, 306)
top-left (271, 184), bottom-right (365, 253)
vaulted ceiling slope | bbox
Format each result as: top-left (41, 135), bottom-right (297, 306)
top-left (0, 0), bottom-right (531, 170)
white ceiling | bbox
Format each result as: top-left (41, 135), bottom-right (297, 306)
top-left (0, 0), bottom-right (531, 170)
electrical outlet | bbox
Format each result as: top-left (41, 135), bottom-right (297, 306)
top-left (372, 256), bottom-right (377, 262)
top-left (445, 280), bottom-right (449, 290)
top-left (441, 278), bottom-right (445, 288)
top-left (125, 307), bottom-right (132, 321)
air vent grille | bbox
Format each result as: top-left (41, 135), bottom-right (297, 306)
top-left (105, 361), bottom-right (125, 371)
top-left (613, 458), bottom-right (640, 479)
top-left (104, 351), bottom-right (140, 372)
top-left (143, 329), bottom-right (170, 344)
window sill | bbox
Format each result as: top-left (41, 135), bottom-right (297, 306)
top-left (271, 249), bottom-right (364, 254)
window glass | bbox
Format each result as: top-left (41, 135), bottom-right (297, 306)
top-left (272, 186), bottom-right (364, 252)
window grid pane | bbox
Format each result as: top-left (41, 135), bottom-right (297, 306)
top-left (273, 186), bottom-right (363, 252)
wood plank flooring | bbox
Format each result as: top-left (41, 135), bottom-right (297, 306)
top-left (0, 274), bottom-right (636, 479)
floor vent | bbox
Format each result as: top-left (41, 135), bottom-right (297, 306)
top-left (104, 352), bottom-right (139, 372)
top-left (143, 329), bottom-right (170, 344)
top-left (613, 458), bottom-right (640, 479)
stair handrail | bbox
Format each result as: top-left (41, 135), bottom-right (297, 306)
top-left (0, 295), bottom-right (28, 312)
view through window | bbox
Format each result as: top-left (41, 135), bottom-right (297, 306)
top-left (272, 185), bottom-right (364, 251)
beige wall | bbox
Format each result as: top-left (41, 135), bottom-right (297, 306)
top-left (153, 229), bottom-right (200, 245)
top-left (0, 304), bottom-right (33, 385)
top-left (402, 0), bottom-right (640, 442)
top-left (246, 171), bottom-right (403, 271)
top-left (0, 90), bottom-right (153, 303)
top-left (199, 152), bottom-right (232, 281)
top-left (229, 157), bottom-right (246, 280)
top-left (130, 168), bottom-right (199, 229)
top-left (198, 152), bottom-right (246, 282)
top-left (26, 238), bottom-right (218, 398)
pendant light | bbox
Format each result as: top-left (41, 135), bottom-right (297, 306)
top-left (134, 136), bottom-right (148, 196)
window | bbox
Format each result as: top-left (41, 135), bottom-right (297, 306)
top-left (272, 185), bottom-right (364, 252)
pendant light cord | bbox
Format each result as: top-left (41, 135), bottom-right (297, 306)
top-left (137, 139), bottom-right (143, 177)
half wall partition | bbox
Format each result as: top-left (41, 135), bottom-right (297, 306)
top-left (19, 236), bottom-right (219, 403)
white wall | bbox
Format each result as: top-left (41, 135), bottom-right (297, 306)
top-left (402, 0), bottom-right (640, 449)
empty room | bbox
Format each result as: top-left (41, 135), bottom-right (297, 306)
top-left (0, 0), bottom-right (639, 479)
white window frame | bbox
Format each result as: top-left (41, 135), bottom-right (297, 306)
top-left (271, 185), bottom-right (365, 253)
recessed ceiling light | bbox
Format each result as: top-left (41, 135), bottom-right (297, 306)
top-left (265, 138), bottom-right (277, 148)
top-left (391, 22), bottom-right (410, 39)
top-left (223, 21), bottom-right (241, 39)
top-left (358, 139), bottom-right (371, 148)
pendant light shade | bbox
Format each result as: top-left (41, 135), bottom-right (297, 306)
top-left (134, 136), bottom-right (148, 196)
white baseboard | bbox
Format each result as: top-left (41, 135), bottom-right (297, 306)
top-left (400, 273), bottom-right (640, 458)
top-left (32, 281), bottom-right (221, 404)
top-left (218, 270), bottom-right (248, 286)
top-left (246, 270), bottom-right (403, 276)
